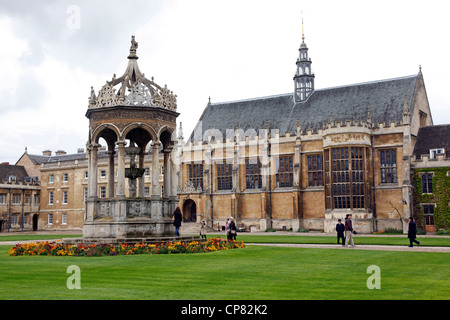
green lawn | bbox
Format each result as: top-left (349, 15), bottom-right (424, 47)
top-left (1, 244), bottom-right (448, 300)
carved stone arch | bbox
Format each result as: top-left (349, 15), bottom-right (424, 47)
top-left (91, 124), bottom-right (121, 151)
top-left (122, 123), bottom-right (157, 142)
top-left (158, 125), bottom-right (175, 150)
top-left (122, 122), bottom-right (158, 152)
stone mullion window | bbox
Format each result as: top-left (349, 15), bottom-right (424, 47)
top-left (189, 164), bottom-right (204, 190)
top-left (421, 173), bottom-right (433, 194)
top-left (245, 159), bottom-right (262, 189)
top-left (277, 156), bottom-right (294, 188)
top-left (380, 149), bottom-right (398, 184)
top-left (217, 163), bottom-right (233, 191)
top-left (307, 154), bottom-right (323, 187)
top-left (327, 146), bottom-right (366, 210)
top-left (351, 147), bottom-right (365, 209)
top-left (324, 150), bottom-right (332, 209)
top-left (332, 147), bottom-right (350, 209)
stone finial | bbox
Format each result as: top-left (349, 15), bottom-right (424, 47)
top-left (128, 35), bottom-right (139, 59)
top-left (89, 86), bottom-right (96, 106)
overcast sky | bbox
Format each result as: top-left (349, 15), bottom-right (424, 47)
top-left (1, 0), bottom-right (449, 164)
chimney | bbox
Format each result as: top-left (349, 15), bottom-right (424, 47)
top-left (42, 150), bottom-right (52, 156)
top-left (55, 150), bottom-right (67, 156)
top-left (77, 148), bottom-right (85, 154)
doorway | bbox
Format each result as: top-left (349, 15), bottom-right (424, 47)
top-left (423, 204), bottom-right (436, 234)
top-left (32, 214), bottom-right (39, 231)
top-left (183, 199), bottom-right (197, 222)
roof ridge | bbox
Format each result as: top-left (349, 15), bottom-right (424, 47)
top-left (209, 74), bottom-right (417, 106)
top-left (315, 74), bottom-right (418, 92)
top-left (210, 92), bottom-right (292, 105)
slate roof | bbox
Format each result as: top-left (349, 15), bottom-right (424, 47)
top-left (0, 164), bottom-right (29, 181)
top-left (27, 153), bottom-right (89, 165)
top-left (189, 74), bottom-right (420, 142)
top-left (413, 124), bottom-right (450, 157)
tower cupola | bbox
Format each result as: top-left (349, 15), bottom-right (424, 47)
top-left (293, 19), bottom-right (315, 102)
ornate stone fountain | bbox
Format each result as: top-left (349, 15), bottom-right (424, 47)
top-left (82, 36), bottom-right (180, 240)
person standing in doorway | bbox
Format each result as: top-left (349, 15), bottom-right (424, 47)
top-left (344, 214), bottom-right (355, 247)
top-left (173, 207), bottom-right (182, 237)
top-left (408, 216), bottom-right (421, 247)
top-left (336, 219), bottom-right (345, 246)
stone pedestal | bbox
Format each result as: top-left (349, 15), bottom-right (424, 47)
top-left (83, 198), bottom-right (176, 239)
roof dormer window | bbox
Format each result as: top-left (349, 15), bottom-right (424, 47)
top-left (430, 148), bottom-right (445, 159)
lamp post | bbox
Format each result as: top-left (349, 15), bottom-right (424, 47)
top-left (268, 139), bottom-right (273, 230)
top-left (125, 142), bottom-right (144, 198)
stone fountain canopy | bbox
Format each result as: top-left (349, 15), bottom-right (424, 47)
top-left (88, 35), bottom-right (177, 112)
top-left (83, 35), bottom-right (180, 240)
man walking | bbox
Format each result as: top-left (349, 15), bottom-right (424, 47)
top-left (344, 214), bottom-right (355, 247)
top-left (336, 219), bottom-right (345, 246)
top-left (408, 216), bottom-right (421, 247)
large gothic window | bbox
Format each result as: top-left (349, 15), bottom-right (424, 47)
top-left (325, 147), bottom-right (367, 210)
top-left (217, 163), bottom-right (233, 191)
top-left (245, 159), bottom-right (262, 189)
top-left (380, 149), bottom-right (397, 184)
top-left (307, 154), bottom-right (323, 187)
top-left (276, 156), bottom-right (293, 188)
top-left (189, 164), bottom-right (204, 190)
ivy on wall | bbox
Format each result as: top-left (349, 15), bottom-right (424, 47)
top-left (412, 167), bottom-right (450, 231)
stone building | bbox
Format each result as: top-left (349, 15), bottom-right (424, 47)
top-left (411, 124), bottom-right (450, 233)
top-left (11, 31), bottom-right (447, 234)
top-left (0, 162), bottom-right (40, 232)
top-left (177, 31), bottom-right (434, 233)
top-left (16, 147), bottom-right (168, 232)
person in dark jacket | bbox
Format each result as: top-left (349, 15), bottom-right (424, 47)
top-left (173, 207), bottom-right (182, 237)
top-left (228, 217), bottom-right (237, 241)
top-left (336, 219), bottom-right (345, 246)
top-left (408, 216), bottom-right (420, 247)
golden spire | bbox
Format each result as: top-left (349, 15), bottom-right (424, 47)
top-left (302, 10), bottom-right (305, 42)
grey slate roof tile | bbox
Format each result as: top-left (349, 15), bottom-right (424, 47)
top-left (189, 75), bottom-right (419, 142)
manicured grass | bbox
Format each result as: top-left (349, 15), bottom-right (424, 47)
top-left (0, 244), bottom-right (448, 300)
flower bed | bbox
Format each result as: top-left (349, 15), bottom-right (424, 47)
top-left (8, 238), bottom-right (245, 257)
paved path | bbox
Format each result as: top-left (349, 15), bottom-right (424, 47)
top-left (246, 243), bottom-right (450, 252)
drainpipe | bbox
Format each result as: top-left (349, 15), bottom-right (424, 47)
top-left (21, 189), bottom-right (25, 231)
top-left (8, 188), bottom-right (11, 232)
top-left (268, 141), bottom-right (273, 230)
top-left (371, 136), bottom-right (377, 232)
top-left (210, 148), bottom-right (214, 227)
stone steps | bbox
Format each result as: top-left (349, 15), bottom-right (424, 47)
top-left (180, 222), bottom-right (215, 235)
